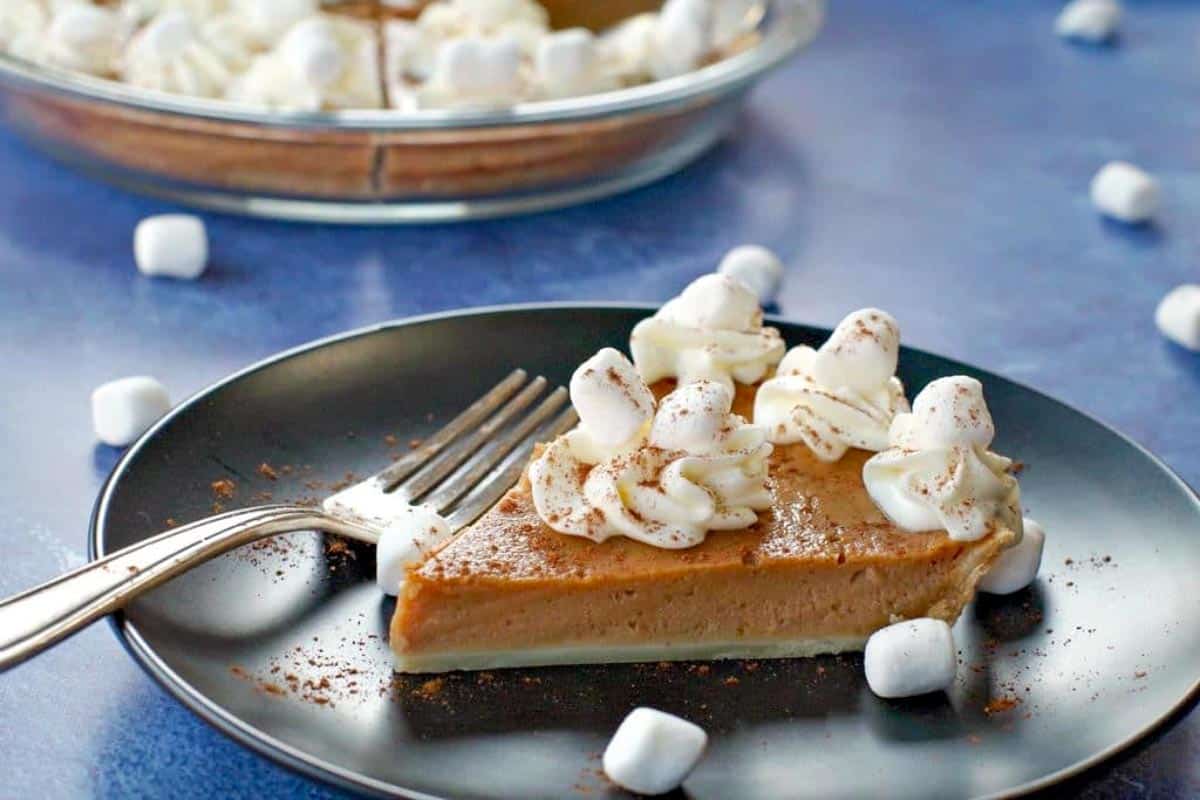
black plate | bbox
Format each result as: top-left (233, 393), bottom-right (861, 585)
top-left (92, 305), bottom-right (1200, 799)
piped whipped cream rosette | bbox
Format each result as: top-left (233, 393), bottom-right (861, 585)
top-left (863, 376), bottom-right (1023, 543)
top-left (530, 348), bottom-right (773, 549)
top-left (754, 308), bottom-right (909, 461)
top-left (630, 273), bottom-right (785, 393)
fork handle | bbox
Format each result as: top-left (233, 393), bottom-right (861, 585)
top-left (0, 505), bottom-right (375, 673)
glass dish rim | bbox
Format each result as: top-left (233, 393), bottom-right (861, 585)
top-left (0, 0), bottom-right (822, 132)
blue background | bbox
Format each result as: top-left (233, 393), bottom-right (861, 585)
top-left (1, 0), bottom-right (1197, 797)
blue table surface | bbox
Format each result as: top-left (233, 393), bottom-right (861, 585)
top-left (1, 0), bottom-right (1198, 797)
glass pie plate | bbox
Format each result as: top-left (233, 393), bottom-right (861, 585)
top-left (0, 0), bottom-right (823, 223)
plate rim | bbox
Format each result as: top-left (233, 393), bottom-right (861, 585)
top-left (89, 301), bottom-right (1200, 800)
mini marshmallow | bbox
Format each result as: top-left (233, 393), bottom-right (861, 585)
top-left (649, 0), bottom-right (709, 80)
top-left (1090, 161), bottom-right (1159, 224)
top-left (661, 273), bottom-right (762, 331)
top-left (279, 18), bottom-right (345, 89)
top-left (570, 348), bottom-right (655, 447)
top-left (134, 214), bottom-right (208, 279)
top-left (535, 28), bottom-right (604, 98)
top-left (429, 35), bottom-right (521, 101)
top-left (808, 308), bottom-right (902, 395)
top-left (979, 517), bottom-right (1046, 594)
top-left (902, 375), bottom-right (995, 450)
top-left (375, 506), bottom-right (452, 595)
top-left (235, 0), bottom-right (318, 44)
top-left (1055, 0), bottom-right (1121, 43)
top-left (129, 11), bottom-right (193, 61)
top-left (122, 11), bottom-right (242, 97)
top-left (603, 707), bottom-right (707, 795)
top-left (43, 3), bottom-right (124, 75)
top-left (864, 618), bottom-right (957, 699)
top-left (709, 0), bottom-right (759, 49)
top-left (92, 376), bottom-right (171, 447)
top-left (649, 380), bottom-right (733, 453)
top-left (1154, 284), bottom-right (1200, 351)
top-left (717, 244), bottom-right (783, 306)
top-left (597, 12), bottom-right (657, 80)
top-left (454, 0), bottom-right (548, 31)
top-left (0, 1), bottom-right (47, 51)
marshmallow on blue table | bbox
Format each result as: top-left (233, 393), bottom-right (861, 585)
top-left (1155, 284), bottom-right (1200, 352)
top-left (91, 376), bottom-right (171, 447)
top-left (603, 707), bottom-right (708, 795)
top-left (375, 506), bottom-right (453, 595)
top-left (1090, 161), bottom-right (1159, 224)
top-left (1055, 0), bottom-right (1121, 43)
top-left (978, 517), bottom-right (1046, 595)
top-left (864, 618), bottom-right (957, 699)
top-left (134, 214), bottom-right (208, 279)
top-left (717, 244), bottom-right (784, 306)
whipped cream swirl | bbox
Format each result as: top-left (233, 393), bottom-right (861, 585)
top-left (630, 273), bottom-right (785, 393)
top-left (530, 349), bottom-right (772, 549)
top-left (754, 308), bottom-right (909, 461)
top-left (863, 376), bottom-right (1023, 542)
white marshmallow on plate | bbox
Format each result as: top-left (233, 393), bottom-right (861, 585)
top-left (1055, 0), bottom-right (1121, 43)
top-left (717, 244), bottom-right (784, 305)
top-left (978, 517), bottom-right (1046, 595)
top-left (1154, 284), bottom-right (1200, 351)
top-left (134, 214), bottom-right (208, 279)
top-left (1090, 161), bottom-right (1159, 223)
top-left (92, 376), bottom-right (171, 447)
top-left (375, 506), bottom-right (453, 595)
top-left (569, 348), bottom-right (655, 447)
top-left (864, 618), bottom-right (957, 699)
top-left (603, 707), bottom-right (707, 796)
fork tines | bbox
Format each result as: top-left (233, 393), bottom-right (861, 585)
top-left (327, 369), bottom-right (577, 532)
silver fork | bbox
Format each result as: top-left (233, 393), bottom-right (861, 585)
top-left (0, 369), bottom-right (576, 673)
